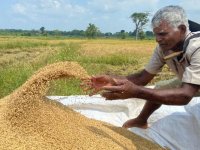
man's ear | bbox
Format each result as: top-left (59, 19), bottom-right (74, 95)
top-left (178, 24), bottom-right (187, 35)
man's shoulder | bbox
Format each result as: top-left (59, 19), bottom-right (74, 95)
top-left (185, 32), bottom-right (200, 56)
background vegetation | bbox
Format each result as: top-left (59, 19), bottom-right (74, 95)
top-left (0, 36), bottom-right (175, 99)
top-left (0, 12), bottom-right (177, 98)
top-left (0, 12), bottom-right (153, 39)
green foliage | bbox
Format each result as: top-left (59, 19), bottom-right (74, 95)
top-left (85, 23), bottom-right (100, 39)
top-left (138, 31), bottom-right (146, 40)
top-left (105, 32), bottom-right (112, 37)
top-left (21, 32), bottom-right (32, 36)
top-left (146, 31), bottom-right (154, 37)
top-left (0, 28), bottom-right (155, 39)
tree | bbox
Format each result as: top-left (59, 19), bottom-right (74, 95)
top-left (40, 27), bottom-right (45, 35)
top-left (104, 32), bottom-right (112, 37)
top-left (138, 31), bottom-right (146, 40)
top-left (130, 12), bottom-right (149, 40)
top-left (52, 29), bottom-right (61, 36)
top-left (85, 23), bottom-right (99, 39)
top-left (146, 31), bottom-right (154, 37)
top-left (120, 30), bottom-right (125, 39)
top-left (120, 30), bottom-right (126, 39)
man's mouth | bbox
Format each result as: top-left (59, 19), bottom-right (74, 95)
top-left (159, 43), bottom-right (167, 46)
top-left (159, 44), bottom-right (171, 51)
top-left (159, 44), bottom-right (168, 48)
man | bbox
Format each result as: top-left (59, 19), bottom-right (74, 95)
top-left (82, 5), bottom-right (200, 129)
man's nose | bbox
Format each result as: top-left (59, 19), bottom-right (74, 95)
top-left (156, 35), bottom-right (163, 43)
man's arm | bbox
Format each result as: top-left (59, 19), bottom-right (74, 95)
top-left (126, 69), bottom-right (155, 86)
top-left (102, 81), bottom-right (199, 105)
top-left (136, 83), bottom-right (199, 105)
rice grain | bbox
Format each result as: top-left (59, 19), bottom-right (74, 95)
top-left (0, 61), bottom-right (163, 150)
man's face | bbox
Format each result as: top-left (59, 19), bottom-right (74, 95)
top-left (153, 21), bottom-right (186, 51)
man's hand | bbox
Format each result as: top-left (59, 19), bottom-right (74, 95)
top-left (81, 75), bottom-right (120, 96)
top-left (101, 80), bottom-right (140, 100)
top-left (81, 75), bottom-right (115, 96)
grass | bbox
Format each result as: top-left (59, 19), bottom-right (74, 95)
top-left (0, 63), bottom-right (34, 96)
top-left (79, 54), bottom-right (138, 66)
top-left (0, 41), bottom-right (48, 50)
top-left (0, 36), bottom-right (175, 98)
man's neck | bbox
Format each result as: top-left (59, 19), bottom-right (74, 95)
top-left (171, 40), bottom-right (184, 52)
top-left (171, 31), bottom-right (191, 52)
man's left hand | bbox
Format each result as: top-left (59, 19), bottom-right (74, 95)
top-left (101, 80), bottom-right (139, 100)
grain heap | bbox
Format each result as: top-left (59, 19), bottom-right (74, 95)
top-left (0, 61), bottom-right (163, 150)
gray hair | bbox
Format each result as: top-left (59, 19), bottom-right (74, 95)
top-left (151, 5), bottom-right (189, 32)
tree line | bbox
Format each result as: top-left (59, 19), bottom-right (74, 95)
top-left (0, 12), bottom-right (154, 39)
top-left (0, 28), bottom-right (154, 39)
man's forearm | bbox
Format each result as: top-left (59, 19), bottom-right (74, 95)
top-left (135, 86), bottom-right (192, 105)
top-left (126, 70), bottom-right (155, 86)
top-left (126, 73), bottom-right (146, 85)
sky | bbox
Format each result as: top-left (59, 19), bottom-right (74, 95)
top-left (0, 0), bottom-right (200, 33)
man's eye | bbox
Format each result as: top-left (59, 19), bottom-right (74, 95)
top-left (159, 33), bottom-right (167, 36)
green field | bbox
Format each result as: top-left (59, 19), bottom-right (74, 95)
top-left (0, 36), bottom-right (175, 98)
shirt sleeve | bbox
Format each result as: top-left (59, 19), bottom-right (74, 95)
top-left (182, 48), bottom-right (200, 85)
top-left (145, 46), bottom-right (165, 74)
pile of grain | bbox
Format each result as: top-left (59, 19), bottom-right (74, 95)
top-left (0, 61), bottom-right (163, 150)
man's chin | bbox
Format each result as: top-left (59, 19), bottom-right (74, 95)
top-left (160, 46), bottom-right (170, 51)
top-left (160, 47), bottom-right (174, 56)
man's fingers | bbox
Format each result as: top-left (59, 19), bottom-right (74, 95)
top-left (80, 75), bottom-right (121, 96)
top-left (102, 85), bottom-right (123, 92)
top-left (101, 91), bottom-right (122, 100)
top-left (114, 78), bottom-right (129, 85)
